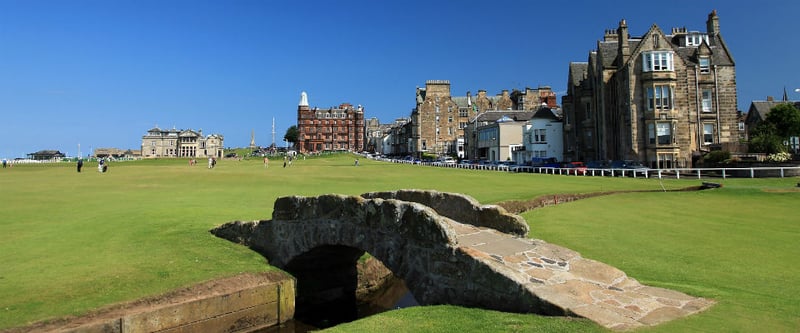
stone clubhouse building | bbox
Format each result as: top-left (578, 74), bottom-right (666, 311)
top-left (141, 127), bottom-right (224, 159)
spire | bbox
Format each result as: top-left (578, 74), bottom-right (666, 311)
top-left (299, 91), bottom-right (309, 107)
top-left (784, 86), bottom-right (789, 102)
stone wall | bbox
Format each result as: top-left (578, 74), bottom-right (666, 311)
top-left (52, 276), bottom-right (294, 333)
top-left (361, 190), bottom-right (529, 236)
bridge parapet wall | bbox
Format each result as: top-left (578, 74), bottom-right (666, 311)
top-left (361, 189), bottom-right (529, 236)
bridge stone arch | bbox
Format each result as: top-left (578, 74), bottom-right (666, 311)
top-left (212, 191), bottom-right (548, 314)
top-left (212, 190), bottom-right (714, 330)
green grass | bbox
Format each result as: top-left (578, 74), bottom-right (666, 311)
top-left (0, 154), bottom-right (798, 332)
top-left (323, 305), bottom-right (605, 333)
top-left (523, 186), bottom-right (800, 332)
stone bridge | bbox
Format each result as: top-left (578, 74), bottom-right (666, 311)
top-left (211, 190), bottom-right (713, 330)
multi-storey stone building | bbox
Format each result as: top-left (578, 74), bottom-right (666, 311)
top-left (411, 80), bottom-right (557, 159)
top-left (141, 127), bottom-right (224, 159)
top-left (563, 10), bottom-right (738, 168)
top-left (296, 91), bottom-right (365, 153)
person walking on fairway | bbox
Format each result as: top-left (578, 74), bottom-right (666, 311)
top-left (77, 158), bottom-right (83, 172)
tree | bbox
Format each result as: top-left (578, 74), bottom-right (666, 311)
top-left (283, 125), bottom-right (299, 147)
top-left (765, 103), bottom-right (800, 141)
top-left (748, 122), bottom-right (785, 154)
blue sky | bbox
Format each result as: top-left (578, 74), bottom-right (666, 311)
top-left (1, 0), bottom-right (798, 158)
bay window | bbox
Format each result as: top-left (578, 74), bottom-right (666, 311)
top-left (646, 85), bottom-right (673, 110)
top-left (643, 51), bottom-right (674, 72)
top-left (657, 122), bottom-right (672, 145)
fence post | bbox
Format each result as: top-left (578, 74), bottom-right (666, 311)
top-left (750, 168), bottom-right (754, 178)
top-left (722, 168), bottom-right (726, 179)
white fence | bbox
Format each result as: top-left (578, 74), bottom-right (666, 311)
top-left (382, 157), bottom-right (800, 179)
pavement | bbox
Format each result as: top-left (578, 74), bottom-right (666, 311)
top-left (447, 220), bottom-right (714, 331)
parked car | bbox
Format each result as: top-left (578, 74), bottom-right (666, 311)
top-left (564, 161), bottom-right (587, 175)
top-left (586, 161), bottom-right (608, 169)
top-left (610, 160), bottom-right (649, 175)
top-left (440, 157), bottom-right (456, 165)
top-left (532, 157), bottom-right (561, 168)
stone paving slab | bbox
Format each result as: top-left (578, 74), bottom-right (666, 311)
top-left (448, 220), bottom-right (714, 331)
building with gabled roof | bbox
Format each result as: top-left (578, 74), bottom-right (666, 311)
top-left (411, 80), bottom-right (556, 159)
top-left (563, 10), bottom-right (738, 168)
top-left (141, 127), bottom-right (224, 158)
top-left (27, 150), bottom-right (66, 160)
top-left (746, 97), bottom-right (800, 153)
top-left (296, 91), bottom-right (365, 153)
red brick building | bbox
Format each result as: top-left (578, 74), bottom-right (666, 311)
top-left (296, 91), bottom-right (365, 153)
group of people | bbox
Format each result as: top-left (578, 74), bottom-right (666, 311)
top-left (73, 158), bottom-right (106, 173)
top-left (262, 154), bottom-right (306, 169)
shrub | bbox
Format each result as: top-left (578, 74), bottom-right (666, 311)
top-left (704, 150), bottom-right (731, 164)
top-left (767, 152), bottom-right (792, 163)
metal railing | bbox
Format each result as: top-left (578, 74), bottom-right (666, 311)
top-left (380, 157), bottom-right (800, 179)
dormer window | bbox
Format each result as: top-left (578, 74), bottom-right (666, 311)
top-left (686, 33), bottom-right (709, 46)
top-left (699, 56), bottom-right (710, 74)
top-left (643, 51), bottom-right (674, 72)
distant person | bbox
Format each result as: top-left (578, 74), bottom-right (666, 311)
top-left (283, 156), bottom-right (287, 168)
top-left (354, 158), bottom-right (359, 166)
top-left (98, 158), bottom-right (105, 173)
top-left (208, 156), bottom-right (213, 169)
top-left (2, 159), bottom-right (6, 168)
top-left (264, 157), bottom-right (269, 168)
top-left (77, 159), bottom-right (83, 172)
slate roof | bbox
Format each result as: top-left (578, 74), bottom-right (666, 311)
top-left (569, 63), bottom-right (588, 87)
top-left (746, 100), bottom-right (800, 124)
top-left (596, 24), bottom-right (735, 71)
top-left (598, 41), bottom-right (618, 68)
top-left (452, 96), bottom-right (469, 108)
top-left (474, 110), bottom-right (536, 123)
top-left (533, 107), bottom-right (561, 120)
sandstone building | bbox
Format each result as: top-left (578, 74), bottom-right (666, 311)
top-left (141, 127), bottom-right (224, 158)
top-left (296, 91), bottom-right (365, 153)
top-left (563, 10), bottom-right (737, 168)
top-left (411, 80), bottom-right (557, 159)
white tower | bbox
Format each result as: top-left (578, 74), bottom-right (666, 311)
top-left (299, 91), bottom-right (309, 107)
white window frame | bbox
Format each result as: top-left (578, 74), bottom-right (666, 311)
top-left (657, 122), bottom-right (672, 145)
top-left (686, 33), bottom-right (709, 46)
top-left (702, 89), bottom-right (713, 112)
top-left (643, 51), bottom-right (674, 72)
top-left (703, 124), bottom-right (714, 145)
top-left (699, 56), bottom-right (710, 74)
